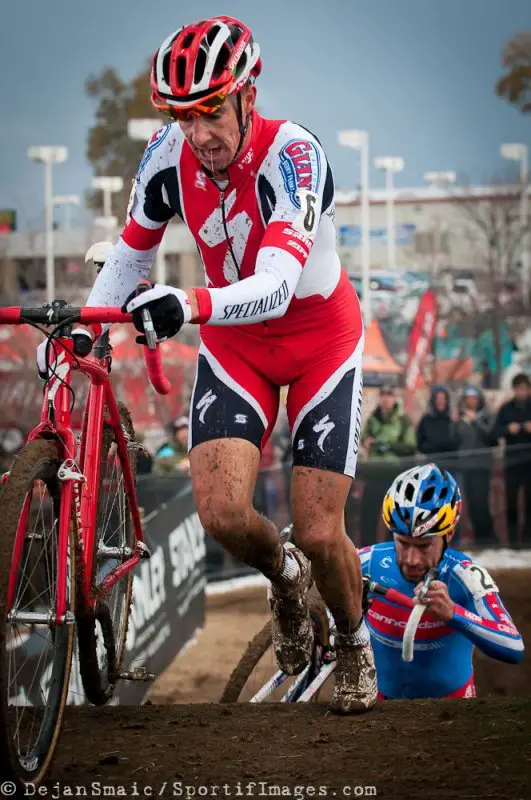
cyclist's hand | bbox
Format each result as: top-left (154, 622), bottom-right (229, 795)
top-left (37, 339), bottom-right (53, 379)
top-left (36, 329), bottom-right (93, 379)
top-left (85, 241), bottom-right (114, 270)
top-left (414, 579), bottom-right (455, 622)
top-left (122, 284), bottom-right (192, 344)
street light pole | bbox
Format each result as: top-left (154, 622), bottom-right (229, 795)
top-left (339, 129), bottom-right (371, 324)
top-left (44, 159), bottom-right (54, 297)
top-left (375, 157), bottom-right (404, 270)
top-left (501, 143), bottom-right (529, 304)
top-left (28, 146), bottom-right (68, 304)
top-left (92, 176), bottom-right (124, 242)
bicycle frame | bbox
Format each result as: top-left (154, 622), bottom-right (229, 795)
top-left (6, 335), bottom-right (145, 623)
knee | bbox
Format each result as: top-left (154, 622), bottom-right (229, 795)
top-left (195, 493), bottom-right (252, 543)
top-left (292, 519), bottom-right (344, 560)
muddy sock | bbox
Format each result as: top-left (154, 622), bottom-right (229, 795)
top-left (278, 546), bottom-right (301, 584)
top-left (336, 618), bottom-right (370, 647)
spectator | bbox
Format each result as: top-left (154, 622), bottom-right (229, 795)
top-left (154, 415), bottom-right (190, 476)
top-left (135, 434), bottom-right (154, 475)
top-left (417, 385), bottom-right (458, 456)
top-left (361, 386), bottom-right (416, 461)
top-left (455, 386), bottom-right (496, 546)
top-left (360, 386), bottom-right (416, 543)
top-left (494, 373), bottom-right (531, 547)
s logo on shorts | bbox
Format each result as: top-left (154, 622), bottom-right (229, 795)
top-left (279, 139), bottom-right (321, 208)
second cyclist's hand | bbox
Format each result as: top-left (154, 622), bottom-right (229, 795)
top-left (122, 284), bottom-right (192, 343)
top-left (414, 579), bottom-right (455, 622)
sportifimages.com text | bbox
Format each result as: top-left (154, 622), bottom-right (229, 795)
top-left (7, 781), bottom-right (378, 798)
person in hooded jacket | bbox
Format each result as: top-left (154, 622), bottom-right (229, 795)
top-left (359, 386), bottom-right (416, 543)
top-left (494, 373), bottom-right (531, 547)
top-left (416, 385), bottom-right (459, 456)
top-left (361, 386), bottom-right (417, 462)
top-left (455, 386), bottom-right (497, 546)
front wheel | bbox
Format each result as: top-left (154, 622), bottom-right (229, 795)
top-left (77, 403), bottom-right (137, 706)
top-left (0, 439), bottom-right (76, 786)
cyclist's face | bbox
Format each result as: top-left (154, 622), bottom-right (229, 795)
top-left (394, 534), bottom-right (444, 583)
top-left (178, 85), bottom-right (256, 174)
top-left (379, 391), bottom-right (396, 414)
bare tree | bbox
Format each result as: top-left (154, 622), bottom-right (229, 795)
top-left (451, 178), bottom-right (531, 386)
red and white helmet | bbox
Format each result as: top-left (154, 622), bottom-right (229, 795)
top-left (151, 16), bottom-right (261, 113)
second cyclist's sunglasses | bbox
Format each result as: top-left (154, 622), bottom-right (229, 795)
top-left (152, 91), bottom-right (228, 121)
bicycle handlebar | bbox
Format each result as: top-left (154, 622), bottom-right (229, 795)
top-left (365, 578), bottom-right (415, 609)
top-left (365, 567), bottom-right (439, 662)
top-left (142, 346), bottom-right (172, 395)
top-left (0, 304), bottom-right (172, 396)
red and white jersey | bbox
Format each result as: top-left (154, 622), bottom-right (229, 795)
top-left (87, 110), bottom-right (361, 340)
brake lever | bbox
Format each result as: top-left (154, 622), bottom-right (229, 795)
top-left (135, 280), bottom-right (157, 350)
top-left (141, 309), bottom-right (157, 350)
top-left (417, 567), bottom-right (439, 601)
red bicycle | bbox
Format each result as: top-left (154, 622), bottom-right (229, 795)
top-left (0, 297), bottom-right (171, 786)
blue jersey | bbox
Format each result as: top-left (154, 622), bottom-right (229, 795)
top-left (359, 542), bottom-right (524, 699)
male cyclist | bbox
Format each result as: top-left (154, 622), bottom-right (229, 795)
top-left (40, 16), bottom-right (375, 713)
top-left (359, 464), bottom-right (524, 699)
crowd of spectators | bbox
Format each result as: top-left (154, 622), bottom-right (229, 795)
top-left (361, 374), bottom-right (531, 547)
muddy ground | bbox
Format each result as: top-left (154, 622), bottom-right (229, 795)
top-left (41, 569), bottom-right (531, 798)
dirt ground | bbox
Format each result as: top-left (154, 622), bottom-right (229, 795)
top-left (49, 699), bottom-right (531, 798)
top-left (42, 569), bottom-right (531, 797)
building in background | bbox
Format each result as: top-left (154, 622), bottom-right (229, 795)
top-left (335, 182), bottom-right (528, 276)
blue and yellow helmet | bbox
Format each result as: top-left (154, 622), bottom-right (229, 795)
top-left (382, 463), bottom-right (461, 538)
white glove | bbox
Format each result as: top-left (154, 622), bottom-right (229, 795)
top-left (124, 284), bottom-right (192, 321)
top-left (37, 329), bottom-right (93, 379)
top-left (124, 285), bottom-right (192, 342)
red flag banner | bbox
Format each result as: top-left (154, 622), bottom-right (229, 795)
top-left (403, 289), bottom-right (438, 411)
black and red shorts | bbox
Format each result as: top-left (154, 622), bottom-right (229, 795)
top-left (189, 278), bottom-right (364, 477)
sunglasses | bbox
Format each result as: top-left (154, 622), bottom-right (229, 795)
top-left (151, 91), bottom-right (228, 121)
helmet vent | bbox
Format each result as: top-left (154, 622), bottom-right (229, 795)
top-left (234, 51), bottom-right (247, 78)
top-left (213, 45), bottom-right (231, 79)
top-left (421, 486), bottom-right (435, 503)
top-left (396, 505), bottom-right (409, 523)
top-left (183, 34), bottom-right (195, 49)
top-left (177, 56), bottom-right (187, 88)
top-left (229, 24), bottom-right (242, 44)
top-left (207, 24), bottom-right (221, 45)
top-left (194, 48), bottom-right (207, 83)
top-left (162, 51), bottom-right (172, 84)
top-left (404, 482), bottom-right (415, 502)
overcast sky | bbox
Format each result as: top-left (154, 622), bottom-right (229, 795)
top-left (2, 0), bottom-right (530, 229)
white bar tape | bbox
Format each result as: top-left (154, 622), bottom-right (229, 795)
top-left (402, 603), bottom-right (427, 662)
